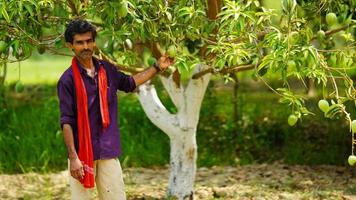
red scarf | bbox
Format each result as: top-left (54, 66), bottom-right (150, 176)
top-left (71, 57), bottom-right (110, 188)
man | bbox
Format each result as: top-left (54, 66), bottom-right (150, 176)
top-left (57, 19), bottom-right (172, 200)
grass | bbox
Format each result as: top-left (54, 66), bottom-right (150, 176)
top-left (0, 96), bottom-right (66, 173)
top-left (5, 52), bottom-right (71, 84)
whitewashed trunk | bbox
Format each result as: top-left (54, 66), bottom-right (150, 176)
top-left (137, 64), bottom-right (211, 199)
top-left (168, 130), bottom-right (197, 199)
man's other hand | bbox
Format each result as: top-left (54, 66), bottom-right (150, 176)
top-left (70, 157), bottom-right (84, 181)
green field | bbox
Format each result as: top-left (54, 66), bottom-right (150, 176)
top-left (6, 53), bottom-right (71, 84)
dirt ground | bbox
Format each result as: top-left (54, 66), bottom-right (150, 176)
top-left (1, 162), bottom-right (356, 200)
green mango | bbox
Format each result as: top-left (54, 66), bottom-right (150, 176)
top-left (15, 81), bottom-right (24, 93)
top-left (288, 114), bottom-right (298, 126)
top-left (118, 1), bottom-right (128, 18)
top-left (326, 13), bottom-right (337, 26)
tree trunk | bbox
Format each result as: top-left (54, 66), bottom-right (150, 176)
top-left (137, 64), bottom-right (211, 199)
top-left (0, 62), bottom-right (7, 87)
top-left (0, 62), bottom-right (7, 109)
top-left (307, 78), bottom-right (316, 97)
top-left (231, 74), bottom-right (239, 122)
top-left (167, 130), bottom-right (196, 199)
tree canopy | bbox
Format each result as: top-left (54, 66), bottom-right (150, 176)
top-left (0, 0), bottom-right (355, 140)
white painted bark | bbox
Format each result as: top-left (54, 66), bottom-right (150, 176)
top-left (137, 64), bottom-right (211, 199)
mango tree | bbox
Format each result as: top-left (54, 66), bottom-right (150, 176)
top-left (0, 0), bottom-right (355, 199)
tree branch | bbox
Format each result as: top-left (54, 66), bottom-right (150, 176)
top-left (96, 49), bottom-right (144, 74)
top-left (67, 0), bottom-right (79, 16)
top-left (160, 75), bottom-right (184, 110)
top-left (191, 68), bottom-right (214, 79)
top-left (147, 41), bottom-right (163, 59)
top-left (200, 0), bottom-right (223, 58)
top-left (206, 0), bottom-right (222, 20)
top-left (192, 63), bottom-right (255, 79)
top-left (310, 23), bottom-right (356, 41)
top-left (47, 49), bottom-right (73, 57)
top-left (185, 64), bottom-right (212, 128)
top-left (136, 83), bottom-right (179, 137)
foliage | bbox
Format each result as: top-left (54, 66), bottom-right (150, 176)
top-left (198, 83), bottom-right (352, 166)
top-left (0, 0), bottom-right (354, 121)
top-left (0, 94), bottom-right (65, 173)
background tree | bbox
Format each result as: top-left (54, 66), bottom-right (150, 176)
top-left (0, 0), bottom-right (355, 199)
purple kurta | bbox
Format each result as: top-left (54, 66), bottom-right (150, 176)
top-left (57, 58), bottom-right (136, 160)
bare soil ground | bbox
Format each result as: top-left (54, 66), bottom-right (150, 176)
top-left (1, 162), bottom-right (356, 200)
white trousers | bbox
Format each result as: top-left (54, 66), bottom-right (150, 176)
top-left (68, 159), bottom-right (126, 200)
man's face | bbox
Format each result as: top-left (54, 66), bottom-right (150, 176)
top-left (68, 32), bottom-right (96, 60)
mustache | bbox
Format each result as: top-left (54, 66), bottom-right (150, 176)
top-left (81, 49), bottom-right (92, 54)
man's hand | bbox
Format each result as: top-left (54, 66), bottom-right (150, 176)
top-left (70, 157), bottom-right (84, 181)
top-left (157, 54), bottom-right (174, 71)
top-left (133, 54), bottom-right (174, 86)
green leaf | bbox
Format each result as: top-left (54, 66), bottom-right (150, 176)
top-left (24, 4), bottom-right (34, 17)
top-left (257, 66), bottom-right (268, 76)
top-left (1, 4), bottom-right (10, 23)
top-left (55, 38), bottom-right (63, 49)
top-left (324, 104), bottom-right (342, 119)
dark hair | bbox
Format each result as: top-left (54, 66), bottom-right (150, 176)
top-left (64, 19), bottom-right (97, 44)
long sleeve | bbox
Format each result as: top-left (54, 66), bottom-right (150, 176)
top-left (57, 76), bottom-right (76, 129)
top-left (105, 62), bottom-right (136, 93)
